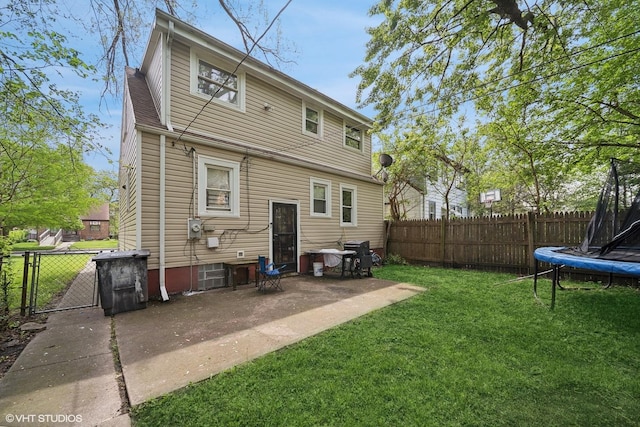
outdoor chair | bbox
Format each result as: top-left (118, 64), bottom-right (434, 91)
top-left (257, 256), bottom-right (286, 292)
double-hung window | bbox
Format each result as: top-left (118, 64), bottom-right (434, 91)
top-left (345, 125), bottom-right (363, 150)
top-left (198, 156), bottom-right (240, 217)
top-left (302, 102), bottom-right (323, 137)
top-left (340, 184), bottom-right (357, 226)
top-left (428, 200), bottom-right (436, 220)
top-left (310, 178), bottom-right (331, 217)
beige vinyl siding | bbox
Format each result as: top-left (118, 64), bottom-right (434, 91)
top-left (168, 42), bottom-right (372, 177)
top-left (119, 89), bottom-right (138, 251)
top-left (146, 36), bottom-right (163, 115)
top-left (301, 173), bottom-right (385, 251)
top-left (154, 137), bottom-right (383, 271)
top-left (140, 133), bottom-right (161, 268)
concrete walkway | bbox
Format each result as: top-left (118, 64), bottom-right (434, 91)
top-left (0, 275), bottom-right (424, 426)
top-left (0, 308), bottom-right (126, 426)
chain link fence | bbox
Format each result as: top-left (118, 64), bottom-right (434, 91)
top-left (0, 251), bottom-right (101, 318)
top-left (29, 251), bottom-right (100, 314)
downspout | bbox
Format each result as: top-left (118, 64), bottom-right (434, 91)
top-left (156, 20), bottom-right (174, 301)
top-left (159, 135), bottom-right (169, 301)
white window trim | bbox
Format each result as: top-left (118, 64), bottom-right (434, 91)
top-left (198, 155), bottom-right (240, 218)
top-left (302, 101), bottom-right (323, 138)
top-left (310, 178), bottom-right (332, 218)
top-left (191, 50), bottom-right (245, 112)
top-left (343, 122), bottom-right (364, 152)
top-left (340, 183), bottom-right (357, 227)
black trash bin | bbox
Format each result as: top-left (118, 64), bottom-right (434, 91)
top-left (93, 250), bottom-right (150, 316)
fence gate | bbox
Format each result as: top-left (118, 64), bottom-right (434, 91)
top-left (27, 251), bottom-right (100, 315)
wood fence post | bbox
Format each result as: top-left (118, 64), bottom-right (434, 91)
top-left (441, 218), bottom-right (447, 266)
top-left (526, 212), bottom-right (535, 273)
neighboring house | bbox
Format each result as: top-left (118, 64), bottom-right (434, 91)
top-left (423, 180), bottom-right (469, 219)
top-left (384, 180), bottom-right (426, 220)
top-left (119, 10), bottom-right (384, 297)
top-left (63, 203), bottom-right (111, 241)
top-left (385, 178), bottom-right (469, 220)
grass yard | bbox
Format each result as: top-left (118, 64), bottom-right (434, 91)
top-left (131, 265), bottom-right (640, 426)
top-left (10, 242), bottom-right (55, 251)
top-left (5, 254), bottom-right (93, 310)
top-left (69, 239), bottom-right (118, 250)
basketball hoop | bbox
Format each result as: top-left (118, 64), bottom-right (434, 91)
top-left (480, 189), bottom-right (501, 210)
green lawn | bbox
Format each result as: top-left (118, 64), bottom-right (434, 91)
top-left (69, 239), bottom-right (118, 250)
top-left (10, 242), bottom-right (55, 251)
top-left (131, 265), bottom-right (640, 426)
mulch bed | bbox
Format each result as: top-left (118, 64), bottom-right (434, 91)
top-left (0, 313), bottom-right (47, 379)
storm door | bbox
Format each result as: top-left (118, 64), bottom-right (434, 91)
top-left (271, 202), bottom-right (298, 273)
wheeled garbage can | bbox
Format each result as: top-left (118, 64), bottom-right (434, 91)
top-left (93, 250), bottom-right (150, 316)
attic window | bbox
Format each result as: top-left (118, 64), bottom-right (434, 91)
top-left (197, 60), bottom-right (238, 105)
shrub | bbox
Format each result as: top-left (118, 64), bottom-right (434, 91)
top-left (8, 229), bottom-right (27, 243)
top-left (384, 253), bottom-right (408, 265)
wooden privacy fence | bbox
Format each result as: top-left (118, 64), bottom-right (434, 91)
top-left (387, 212), bottom-right (593, 274)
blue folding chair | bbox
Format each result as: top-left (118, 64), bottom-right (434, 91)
top-left (257, 256), bottom-right (286, 292)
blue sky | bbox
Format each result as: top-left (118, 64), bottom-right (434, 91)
top-left (53, 1), bottom-right (383, 172)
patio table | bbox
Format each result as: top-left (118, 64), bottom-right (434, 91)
top-left (306, 249), bottom-right (357, 278)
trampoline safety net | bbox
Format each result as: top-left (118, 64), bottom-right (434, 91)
top-left (576, 158), bottom-right (640, 261)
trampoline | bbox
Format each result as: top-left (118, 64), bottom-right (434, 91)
top-left (534, 159), bottom-right (640, 308)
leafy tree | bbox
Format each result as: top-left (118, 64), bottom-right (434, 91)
top-left (0, 121), bottom-right (95, 231)
top-left (353, 0), bottom-right (640, 212)
top-left (380, 116), bottom-right (482, 220)
top-left (376, 133), bottom-right (430, 220)
top-left (0, 1), bottom-right (103, 233)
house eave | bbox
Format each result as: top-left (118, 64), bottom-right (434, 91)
top-left (136, 123), bottom-right (382, 186)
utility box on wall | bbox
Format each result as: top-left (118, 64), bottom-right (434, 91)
top-left (93, 250), bottom-right (150, 316)
top-left (188, 218), bottom-right (202, 239)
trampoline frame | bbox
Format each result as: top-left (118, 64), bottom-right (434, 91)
top-left (532, 247), bottom-right (634, 308)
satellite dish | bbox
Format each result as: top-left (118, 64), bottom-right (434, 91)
top-left (379, 153), bottom-right (393, 167)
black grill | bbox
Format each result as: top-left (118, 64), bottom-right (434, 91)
top-left (343, 240), bottom-right (373, 278)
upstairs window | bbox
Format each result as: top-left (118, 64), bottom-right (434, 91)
top-left (197, 60), bottom-right (238, 105)
top-left (345, 125), bottom-right (363, 150)
top-left (302, 102), bottom-right (323, 137)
